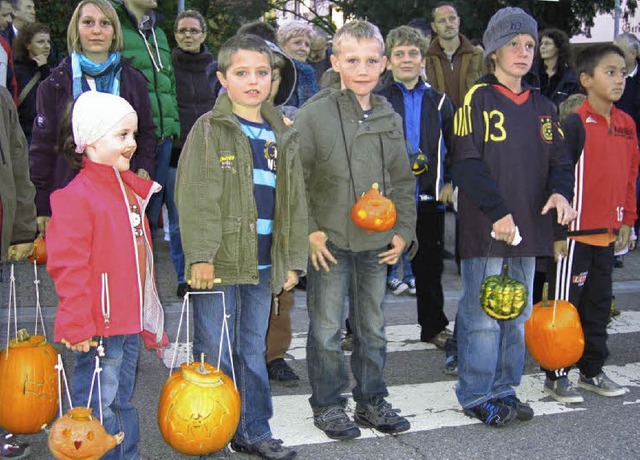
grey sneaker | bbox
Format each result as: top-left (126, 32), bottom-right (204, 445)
top-left (230, 438), bottom-right (296, 460)
top-left (354, 399), bottom-right (410, 434)
top-left (313, 405), bottom-right (361, 440)
top-left (444, 355), bottom-right (458, 375)
top-left (406, 278), bottom-right (417, 295)
top-left (387, 278), bottom-right (409, 295)
top-left (544, 376), bottom-right (584, 403)
top-left (578, 372), bottom-right (629, 397)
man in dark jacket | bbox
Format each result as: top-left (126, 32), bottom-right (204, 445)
top-left (377, 25), bottom-right (455, 350)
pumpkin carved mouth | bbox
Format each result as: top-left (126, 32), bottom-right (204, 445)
top-left (74, 441), bottom-right (82, 450)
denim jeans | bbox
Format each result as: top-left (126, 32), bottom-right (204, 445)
top-left (192, 269), bottom-right (273, 444)
top-left (164, 166), bottom-right (185, 283)
top-left (307, 242), bottom-right (389, 409)
top-left (72, 334), bottom-right (141, 460)
top-left (146, 138), bottom-right (172, 232)
top-left (455, 256), bottom-right (534, 409)
top-left (387, 252), bottom-right (414, 282)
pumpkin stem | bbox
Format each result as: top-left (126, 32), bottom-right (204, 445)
top-left (541, 282), bottom-right (550, 307)
top-left (371, 182), bottom-right (379, 190)
top-left (16, 328), bottom-right (31, 343)
top-left (501, 264), bottom-right (509, 281)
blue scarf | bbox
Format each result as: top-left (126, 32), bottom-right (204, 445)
top-left (72, 51), bottom-right (122, 99)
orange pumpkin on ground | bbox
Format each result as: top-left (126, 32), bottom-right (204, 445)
top-left (157, 356), bottom-right (241, 455)
top-left (48, 407), bottom-right (124, 460)
top-left (525, 283), bottom-right (585, 370)
top-left (0, 329), bottom-right (58, 433)
top-left (28, 236), bottom-right (47, 265)
top-left (351, 183), bottom-right (397, 232)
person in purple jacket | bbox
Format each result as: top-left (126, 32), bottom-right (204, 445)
top-left (29, 0), bottom-right (155, 236)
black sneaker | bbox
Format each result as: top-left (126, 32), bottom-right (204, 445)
top-left (313, 405), bottom-right (361, 440)
top-left (354, 399), bottom-right (410, 434)
top-left (230, 438), bottom-right (296, 460)
top-left (499, 395), bottom-right (534, 421)
top-left (0, 433), bottom-right (30, 459)
top-left (463, 400), bottom-right (518, 427)
top-left (267, 358), bottom-right (300, 387)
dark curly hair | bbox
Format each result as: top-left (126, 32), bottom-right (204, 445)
top-left (537, 28), bottom-right (573, 73)
top-left (13, 22), bottom-right (50, 61)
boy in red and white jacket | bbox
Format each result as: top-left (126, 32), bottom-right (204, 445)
top-left (544, 43), bottom-right (640, 402)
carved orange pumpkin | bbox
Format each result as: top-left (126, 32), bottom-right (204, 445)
top-left (0, 329), bottom-right (58, 433)
top-left (525, 283), bottom-right (585, 370)
top-left (157, 357), bottom-right (241, 455)
top-left (351, 183), bottom-right (397, 232)
top-left (48, 407), bottom-right (124, 460)
top-left (28, 236), bottom-right (47, 265)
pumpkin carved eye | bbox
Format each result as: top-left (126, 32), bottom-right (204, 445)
top-left (87, 431), bottom-right (95, 441)
top-left (62, 429), bottom-right (71, 438)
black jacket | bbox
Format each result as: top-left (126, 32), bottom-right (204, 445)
top-left (14, 58), bottom-right (49, 140)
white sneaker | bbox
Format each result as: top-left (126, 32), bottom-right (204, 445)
top-left (406, 278), bottom-right (416, 295)
top-left (387, 278), bottom-right (409, 295)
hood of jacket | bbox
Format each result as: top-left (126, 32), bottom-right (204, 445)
top-left (265, 40), bottom-right (296, 107)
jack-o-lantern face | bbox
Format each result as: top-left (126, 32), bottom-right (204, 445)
top-left (158, 360), bottom-right (241, 455)
top-left (0, 330), bottom-right (59, 434)
top-left (48, 407), bottom-right (123, 460)
top-left (351, 183), bottom-right (397, 232)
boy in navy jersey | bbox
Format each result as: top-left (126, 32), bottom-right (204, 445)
top-left (451, 7), bottom-right (576, 427)
top-left (175, 34), bottom-right (307, 459)
top-left (542, 44), bottom-right (638, 402)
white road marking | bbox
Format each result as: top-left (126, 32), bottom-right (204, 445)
top-left (271, 362), bottom-right (640, 447)
top-left (286, 311), bottom-right (639, 361)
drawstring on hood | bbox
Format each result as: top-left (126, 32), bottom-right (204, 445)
top-left (137, 13), bottom-right (164, 72)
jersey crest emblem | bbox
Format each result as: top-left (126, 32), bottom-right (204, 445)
top-left (539, 116), bottom-right (553, 144)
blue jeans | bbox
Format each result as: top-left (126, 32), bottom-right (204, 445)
top-left (455, 257), bottom-right (534, 409)
top-left (72, 334), bottom-right (141, 460)
top-left (146, 138), bottom-right (172, 232)
top-left (192, 269), bottom-right (273, 444)
top-left (307, 242), bottom-right (388, 409)
top-left (165, 166), bottom-right (185, 283)
top-left (387, 252), bottom-right (414, 282)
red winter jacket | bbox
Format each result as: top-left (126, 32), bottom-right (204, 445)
top-left (47, 159), bottom-right (163, 345)
top-left (563, 99), bottom-right (639, 238)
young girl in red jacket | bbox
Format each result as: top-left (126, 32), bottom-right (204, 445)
top-left (46, 91), bottom-right (164, 460)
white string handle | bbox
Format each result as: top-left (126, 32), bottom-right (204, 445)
top-left (55, 354), bottom-right (73, 418)
top-left (4, 265), bottom-right (18, 358)
top-left (168, 290), bottom-right (237, 389)
top-left (552, 255), bottom-right (564, 326)
top-left (32, 261), bottom-right (46, 338)
top-left (86, 348), bottom-right (104, 424)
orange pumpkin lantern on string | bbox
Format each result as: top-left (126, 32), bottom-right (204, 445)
top-left (157, 356), bottom-right (241, 455)
top-left (525, 283), bottom-right (585, 370)
top-left (28, 236), bottom-right (47, 265)
top-left (0, 329), bottom-right (59, 433)
top-left (48, 407), bottom-right (124, 460)
top-left (351, 183), bottom-right (397, 232)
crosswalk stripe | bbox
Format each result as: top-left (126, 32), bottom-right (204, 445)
top-left (271, 362), bottom-right (640, 447)
top-left (285, 311), bottom-right (640, 360)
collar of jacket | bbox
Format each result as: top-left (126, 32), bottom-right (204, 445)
top-left (212, 92), bottom-right (288, 134)
top-left (171, 45), bottom-right (214, 71)
top-left (478, 73), bottom-right (538, 93)
top-left (427, 33), bottom-right (475, 58)
top-left (333, 88), bottom-right (397, 120)
top-left (80, 157), bottom-right (159, 198)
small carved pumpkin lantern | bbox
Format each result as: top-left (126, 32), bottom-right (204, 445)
top-left (480, 264), bottom-right (528, 320)
top-left (525, 283), bottom-right (585, 369)
top-left (0, 329), bottom-right (59, 433)
top-left (157, 356), bottom-right (241, 455)
top-left (48, 407), bottom-right (124, 460)
top-left (28, 236), bottom-right (47, 265)
top-left (351, 183), bottom-right (397, 232)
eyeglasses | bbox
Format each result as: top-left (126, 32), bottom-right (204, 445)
top-left (176, 28), bottom-right (203, 36)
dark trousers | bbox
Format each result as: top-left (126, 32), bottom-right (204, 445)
top-left (412, 202), bottom-right (448, 341)
top-left (544, 240), bottom-right (614, 380)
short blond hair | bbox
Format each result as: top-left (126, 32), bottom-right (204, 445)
top-left (332, 20), bottom-right (384, 56)
top-left (277, 20), bottom-right (314, 49)
top-left (67, 0), bottom-right (124, 55)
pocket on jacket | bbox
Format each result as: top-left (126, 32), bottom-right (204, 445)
top-left (215, 217), bottom-right (241, 264)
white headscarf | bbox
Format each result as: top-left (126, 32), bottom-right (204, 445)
top-left (72, 91), bottom-right (136, 153)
